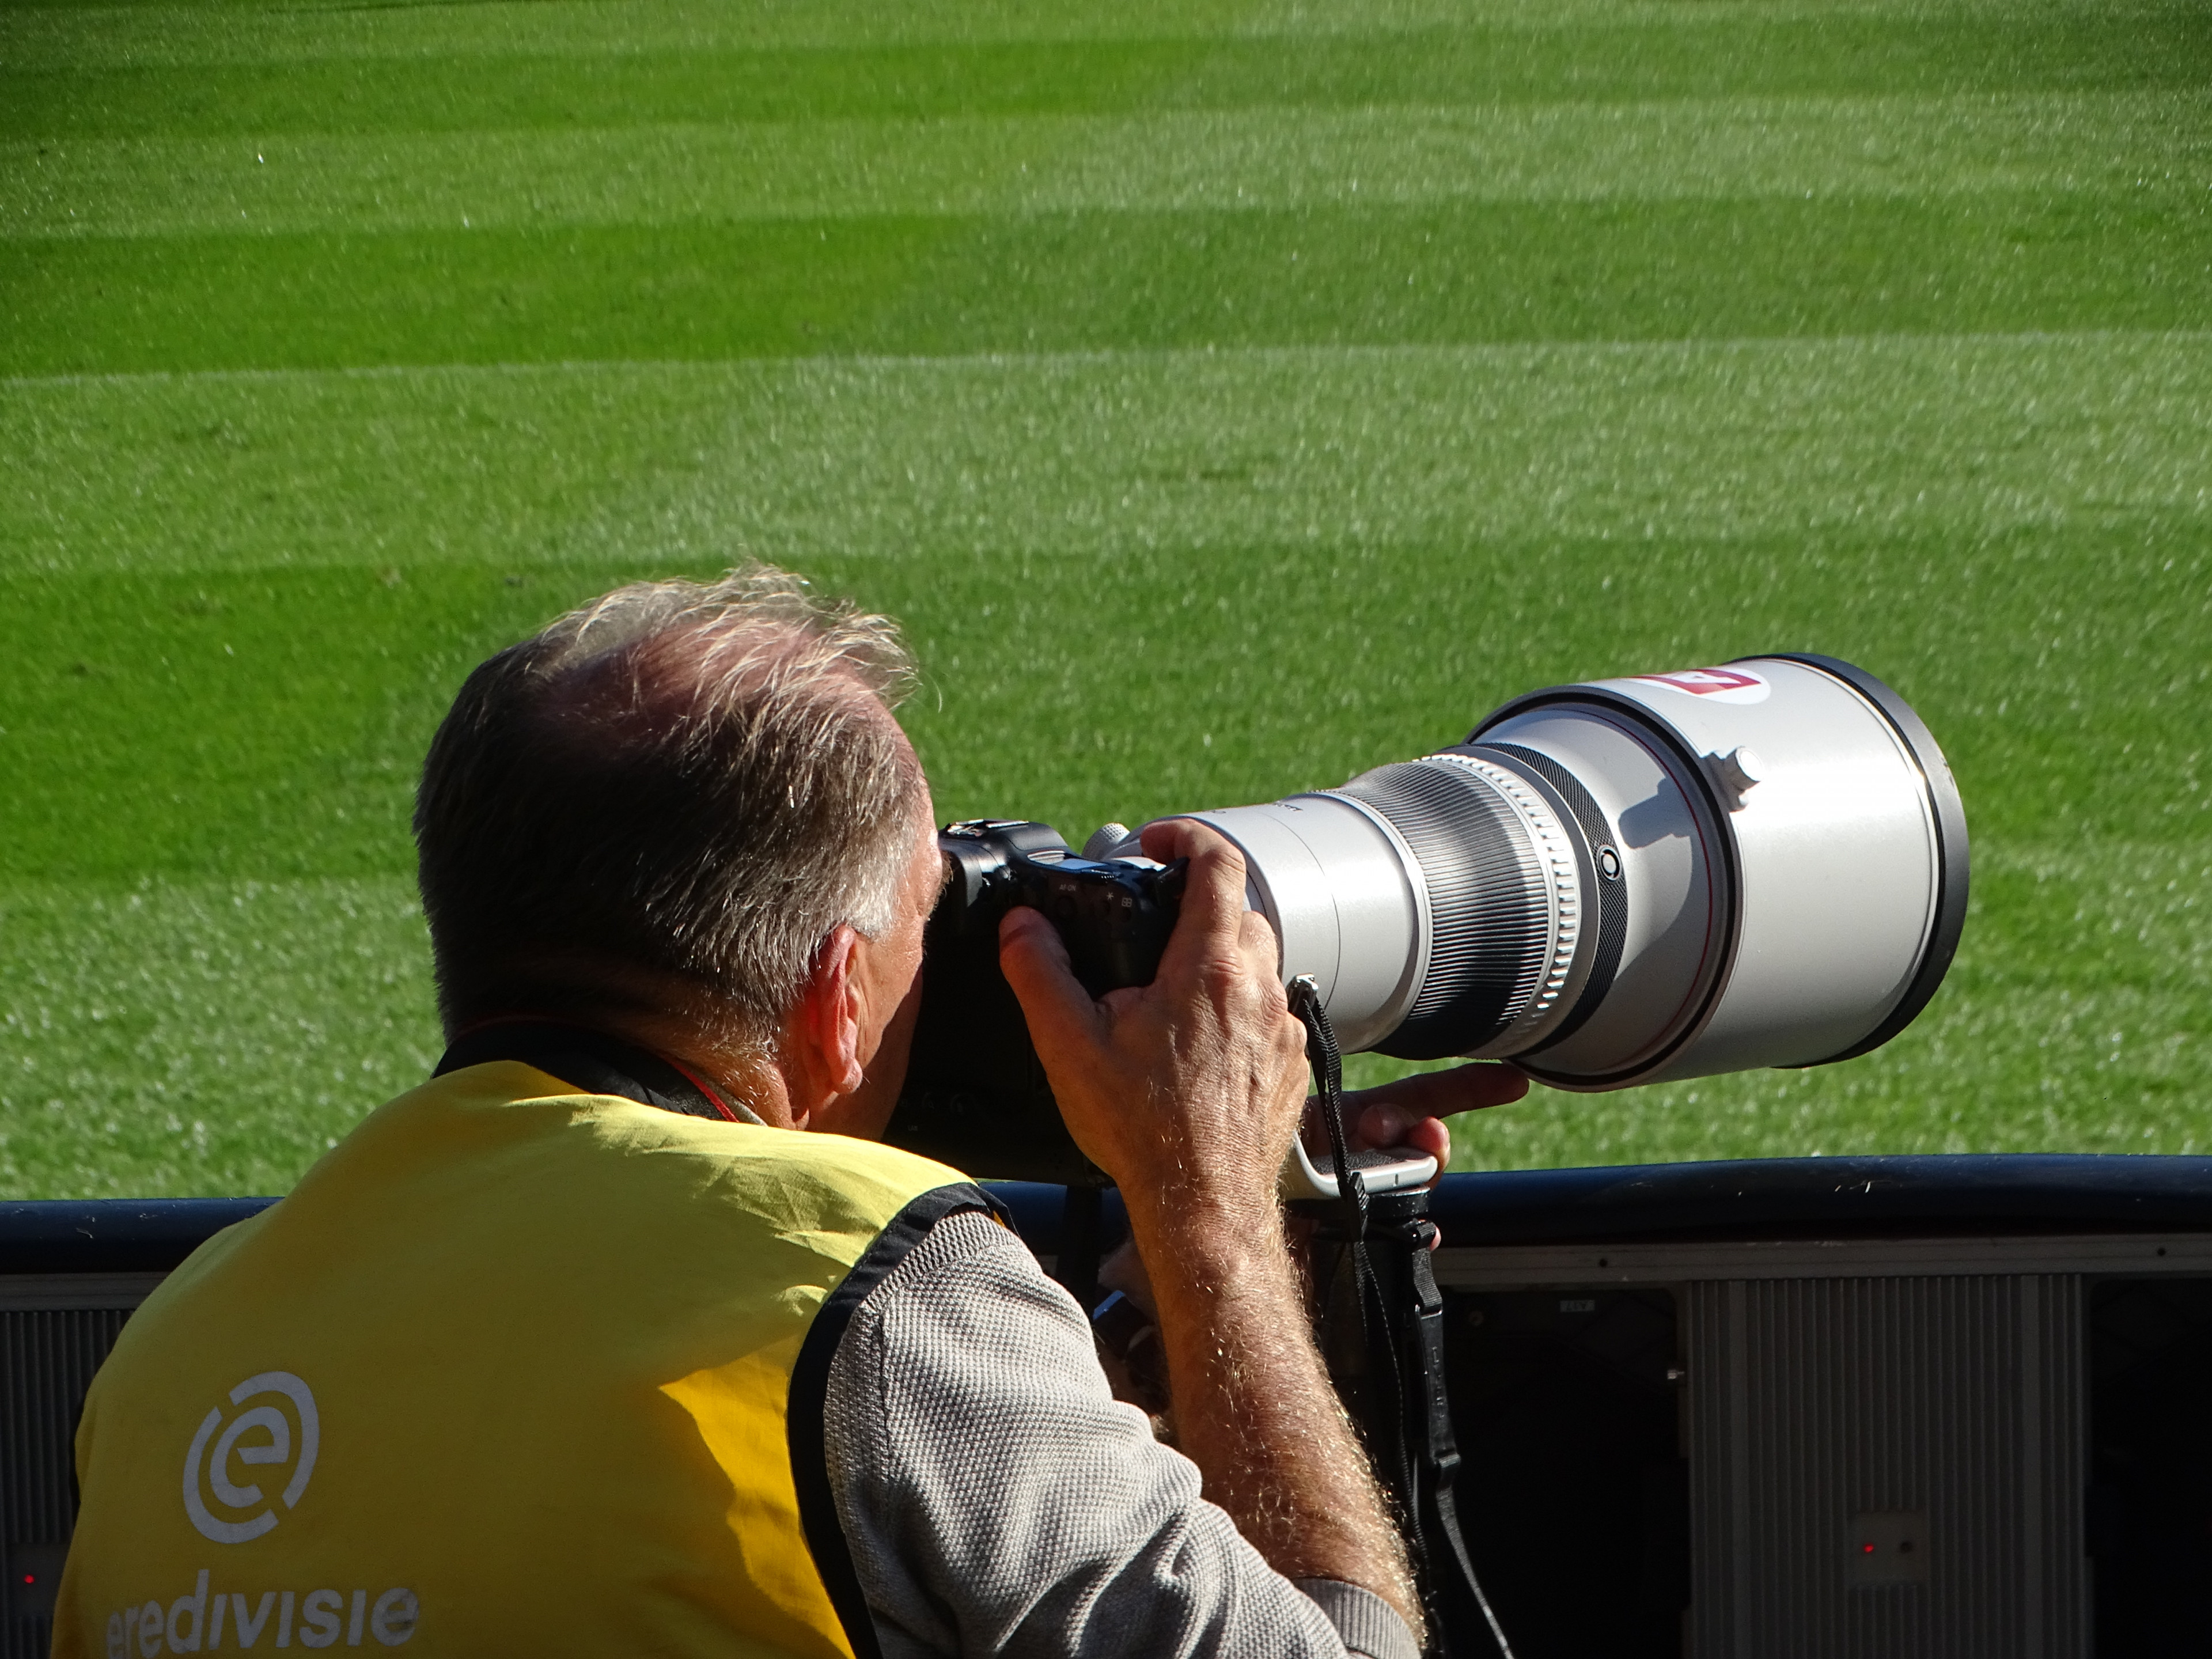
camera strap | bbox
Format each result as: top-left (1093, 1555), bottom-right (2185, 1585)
top-left (1291, 976), bottom-right (1366, 1228)
top-left (434, 1018), bottom-right (743, 1123)
top-left (1287, 977), bottom-right (1401, 1483)
top-left (1286, 979), bottom-right (1517, 1659)
top-left (1387, 1206), bottom-right (1518, 1659)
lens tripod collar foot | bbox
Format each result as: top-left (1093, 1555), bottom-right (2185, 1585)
top-left (1279, 1138), bottom-right (1438, 1203)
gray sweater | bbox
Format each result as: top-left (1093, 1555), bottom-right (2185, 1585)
top-left (822, 1210), bottom-right (1419, 1659)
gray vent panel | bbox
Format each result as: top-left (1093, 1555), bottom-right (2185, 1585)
top-left (2, 1308), bottom-right (134, 1658)
top-left (1687, 1275), bottom-right (2087, 1659)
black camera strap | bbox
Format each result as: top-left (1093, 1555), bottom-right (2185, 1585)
top-left (434, 1018), bottom-right (741, 1122)
top-left (1288, 978), bottom-right (1406, 1490)
top-left (1388, 1205), bottom-right (1518, 1659)
top-left (1286, 980), bottom-right (1517, 1659)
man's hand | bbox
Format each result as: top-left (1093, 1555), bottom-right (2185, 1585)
top-left (1336, 1062), bottom-right (1532, 1183)
top-left (999, 817), bottom-right (1308, 1210)
top-left (1000, 819), bottom-right (1427, 1640)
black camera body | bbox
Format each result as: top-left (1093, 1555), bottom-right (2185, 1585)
top-left (884, 821), bottom-right (1185, 1185)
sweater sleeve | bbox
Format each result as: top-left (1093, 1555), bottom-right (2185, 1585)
top-left (820, 1209), bottom-right (1418, 1659)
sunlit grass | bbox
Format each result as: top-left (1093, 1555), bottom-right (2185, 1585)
top-left (2, 0), bottom-right (2207, 1194)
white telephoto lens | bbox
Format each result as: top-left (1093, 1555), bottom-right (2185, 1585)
top-left (1137, 654), bottom-right (1966, 1088)
top-left (1483, 654), bottom-right (1967, 1088)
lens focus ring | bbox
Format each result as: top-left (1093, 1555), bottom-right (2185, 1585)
top-left (1331, 755), bottom-right (1580, 1060)
top-left (1427, 753), bottom-right (1585, 1049)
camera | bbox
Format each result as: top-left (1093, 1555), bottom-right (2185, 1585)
top-left (885, 821), bottom-right (1187, 1185)
top-left (933, 819), bottom-right (1188, 995)
top-left (887, 654), bottom-right (1968, 1187)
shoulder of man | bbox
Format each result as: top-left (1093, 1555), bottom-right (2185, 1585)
top-left (808, 1208), bottom-right (1416, 1659)
top-left (310, 1058), bottom-right (986, 1265)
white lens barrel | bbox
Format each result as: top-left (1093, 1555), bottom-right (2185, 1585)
top-left (1171, 796), bottom-right (1430, 1054)
top-left (1132, 653), bottom-right (1965, 1088)
top-left (1469, 654), bottom-right (1967, 1086)
top-left (1156, 755), bottom-right (1596, 1060)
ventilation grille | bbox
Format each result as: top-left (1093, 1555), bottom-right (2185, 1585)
top-left (1687, 1275), bottom-right (2088, 1658)
top-left (2, 1307), bottom-right (134, 1658)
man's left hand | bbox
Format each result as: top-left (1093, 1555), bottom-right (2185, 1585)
top-left (1338, 1062), bottom-right (1531, 1178)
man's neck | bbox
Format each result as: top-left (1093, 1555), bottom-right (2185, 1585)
top-left (596, 1012), bottom-right (794, 1128)
top-left (446, 1008), bottom-right (794, 1128)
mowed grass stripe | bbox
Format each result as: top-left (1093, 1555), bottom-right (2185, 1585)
top-left (4, 836), bottom-right (2206, 1199)
top-left (10, 14), bottom-right (2211, 141)
top-left (0, 876), bottom-right (440, 1198)
top-left (8, 333), bottom-right (2210, 589)
top-left (6, 193), bottom-right (2208, 376)
top-left (4, 342), bottom-right (2205, 889)
top-left (7, 0), bottom-right (2175, 72)
top-left (0, 0), bottom-right (1515, 66)
top-left (3, 541), bottom-right (2204, 886)
top-left (2, 834), bottom-right (2202, 1199)
top-left (12, 93), bottom-right (2207, 240)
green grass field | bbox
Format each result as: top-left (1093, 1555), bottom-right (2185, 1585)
top-left (2, 0), bottom-right (2208, 1198)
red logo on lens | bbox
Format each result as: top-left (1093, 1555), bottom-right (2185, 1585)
top-left (1635, 668), bottom-right (1763, 695)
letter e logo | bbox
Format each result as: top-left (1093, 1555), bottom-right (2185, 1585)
top-left (183, 1372), bottom-right (320, 1544)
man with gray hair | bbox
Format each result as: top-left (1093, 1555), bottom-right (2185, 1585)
top-left (56, 566), bottom-right (1521, 1659)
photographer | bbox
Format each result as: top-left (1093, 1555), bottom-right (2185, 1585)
top-left (57, 567), bottom-right (1524, 1659)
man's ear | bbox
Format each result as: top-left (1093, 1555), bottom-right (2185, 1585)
top-left (786, 925), bottom-right (865, 1127)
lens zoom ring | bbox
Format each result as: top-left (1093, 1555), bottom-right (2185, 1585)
top-left (1471, 741), bottom-right (1628, 1051)
top-left (1332, 760), bottom-right (1549, 1060)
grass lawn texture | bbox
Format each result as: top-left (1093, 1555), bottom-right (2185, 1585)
top-left (2, 0), bottom-right (2208, 1198)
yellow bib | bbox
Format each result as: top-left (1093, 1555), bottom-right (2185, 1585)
top-left (55, 1060), bottom-right (983, 1658)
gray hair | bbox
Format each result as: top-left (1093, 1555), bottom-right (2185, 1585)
top-left (414, 565), bottom-right (929, 1046)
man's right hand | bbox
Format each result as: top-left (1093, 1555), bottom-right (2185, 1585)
top-left (997, 817), bottom-right (1426, 1645)
top-left (997, 817), bottom-right (1310, 1219)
